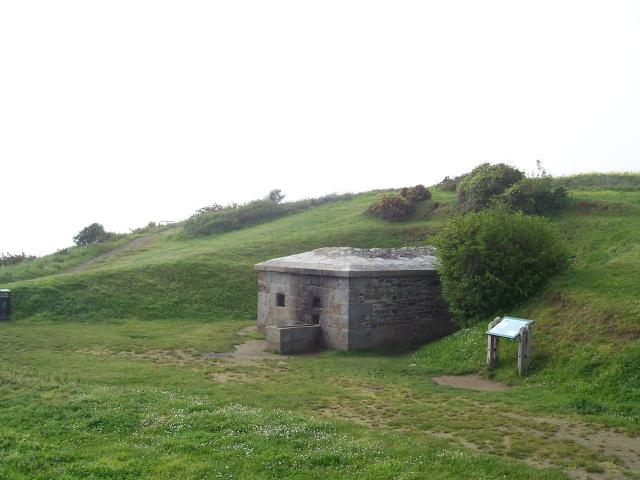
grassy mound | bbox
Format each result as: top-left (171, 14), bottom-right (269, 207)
top-left (2, 184), bottom-right (639, 426)
top-left (4, 191), bottom-right (453, 321)
top-left (1, 180), bottom-right (640, 478)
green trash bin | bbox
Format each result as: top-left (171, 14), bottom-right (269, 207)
top-left (0, 289), bottom-right (11, 320)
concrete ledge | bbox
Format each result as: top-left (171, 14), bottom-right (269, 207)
top-left (266, 325), bottom-right (320, 354)
top-left (254, 265), bottom-right (437, 277)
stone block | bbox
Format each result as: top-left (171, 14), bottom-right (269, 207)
top-left (257, 307), bottom-right (268, 333)
top-left (266, 325), bottom-right (320, 354)
top-left (266, 282), bottom-right (287, 295)
top-left (257, 292), bottom-right (269, 305)
top-left (320, 324), bottom-right (349, 350)
top-left (265, 271), bottom-right (288, 285)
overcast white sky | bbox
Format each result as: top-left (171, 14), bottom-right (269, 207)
top-left (1, 1), bottom-right (639, 255)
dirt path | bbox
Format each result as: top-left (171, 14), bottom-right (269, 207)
top-left (209, 326), bottom-right (282, 362)
top-left (206, 326), bottom-right (285, 383)
top-left (70, 236), bottom-right (153, 273)
top-left (432, 374), bottom-right (511, 392)
top-left (428, 374), bottom-right (639, 477)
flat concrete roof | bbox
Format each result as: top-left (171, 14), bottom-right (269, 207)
top-left (254, 246), bottom-right (439, 277)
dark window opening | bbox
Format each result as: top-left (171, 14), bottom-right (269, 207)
top-left (312, 297), bottom-right (321, 308)
top-left (276, 293), bottom-right (285, 307)
top-left (311, 314), bottom-right (320, 324)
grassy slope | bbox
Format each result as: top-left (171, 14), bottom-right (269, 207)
top-left (7, 192), bottom-right (449, 321)
top-left (413, 194), bottom-right (640, 423)
top-left (1, 182), bottom-right (639, 479)
top-left (0, 234), bottom-right (139, 284)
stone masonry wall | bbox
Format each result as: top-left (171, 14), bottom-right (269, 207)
top-left (347, 272), bottom-right (455, 350)
top-left (257, 271), bottom-right (349, 350)
top-left (258, 270), bottom-right (455, 352)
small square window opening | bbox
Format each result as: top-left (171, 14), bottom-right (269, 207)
top-left (312, 297), bottom-right (321, 307)
top-left (276, 293), bottom-right (285, 307)
top-left (312, 314), bottom-right (320, 324)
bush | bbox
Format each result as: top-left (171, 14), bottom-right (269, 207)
top-left (433, 208), bottom-right (569, 325)
top-left (400, 184), bottom-right (432, 202)
top-left (0, 252), bottom-right (36, 267)
top-left (437, 174), bottom-right (469, 192)
top-left (500, 177), bottom-right (568, 215)
top-left (369, 185), bottom-right (432, 221)
top-left (184, 199), bottom-right (282, 236)
top-left (184, 192), bottom-right (354, 236)
top-left (73, 223), bottom-right (114, 246)
top-left (195, 204), bottom-right (224, 215)
top-left (367, 194), bottom-right (414, 221)
top-left (457, 163), bottom-right (525, 212)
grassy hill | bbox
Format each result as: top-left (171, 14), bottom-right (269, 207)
top-left (1, 177), bottom-right (639, 479)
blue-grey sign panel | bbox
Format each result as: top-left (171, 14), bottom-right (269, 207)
top-left (486, 316), bottom-right (534, 339)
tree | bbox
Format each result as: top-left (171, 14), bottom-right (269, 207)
top-left (73, 223), bottom-right (112, 246)
top-left (267, 189), bottom-right (285, 204)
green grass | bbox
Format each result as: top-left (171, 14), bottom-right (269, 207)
top-left (411, 199), bottom-right (640, 427)
top-left (0, 225), bottom-right (175, 284)
top-left (570, 189), bottom-right (640, 206)
top-left (0, 235), bottom-right (136, 284)
top-left (0, 182), bottom-right (639, 478)
top-left (0, 319), bottom-right (568, 479)
top-left (558, 172), bottom-right (640, 191)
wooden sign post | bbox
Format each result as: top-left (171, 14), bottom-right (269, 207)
top-left (487, 317), bottom-right (501, 368)
top-left (517, 323), bottom-right (533, 376)
top-left (486, 316), bottom-right (534, 376)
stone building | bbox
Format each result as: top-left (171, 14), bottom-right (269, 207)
top-left (254, 247), bottom-right (455, 353)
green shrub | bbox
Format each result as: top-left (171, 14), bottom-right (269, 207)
top-left (500, 177), bottom-right (568, 215)
top-left (369, 185), bottom-right (432, 222)
top-left (184, 199), bottom-right (283, 236)
top-left (0, 252), bottom-right (36, 267)
top-left (433, 208), bottom-right (569, 325)
top-left (437, 174), bottom-right (469, 192)
top-left (184, 193), bottom-right (354, 236)
top-left (73, 223), bottom-right (115, 246)
top-left (367, 194), bottom-right (414, 221)
top-left (195, 204), bottom-right (224, 215)
top-left (400, 184), bottom-right (432, 202)
top-left (457, 163), bottom-right (524, 212)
